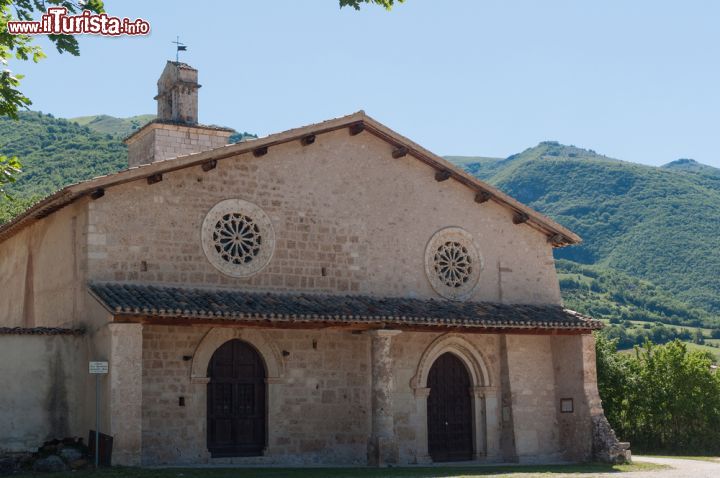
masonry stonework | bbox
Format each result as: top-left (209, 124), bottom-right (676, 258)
top-left (90, 129), bottom-right (561, 305)
top-left (125, 123), bottom-right (232, 167)
top-left (135, 325), bottom-right (601, 466)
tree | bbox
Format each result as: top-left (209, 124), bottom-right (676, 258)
top-left (594, 333), bottom-right (630, 430)
top-left (0, 0), bottom-right (105, 197)
top-left (693, 328), bottom-right (705, 345)
top-left (596, 336), bottom-right (720, 453)
top-left (339, 0), bottom-right (404, 10)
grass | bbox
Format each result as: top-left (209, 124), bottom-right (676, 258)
top-left (602, 318), bottom-right (720, 362)
top-left (643, 455), bottom-right (720, 462)
top-left (11, 462), bottom-right (666, 478)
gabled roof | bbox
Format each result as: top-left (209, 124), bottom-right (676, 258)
top-left (0, 111), bottom-right (581, 245)
top-left (89, 282), bottom-right (602, 332)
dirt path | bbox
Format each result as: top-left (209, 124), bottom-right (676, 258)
top-left (607, 455), bottom-right (720, 478)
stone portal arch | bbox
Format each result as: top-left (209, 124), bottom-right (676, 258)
top-left (410, 333), bottom-right (499, 462)
top-left (410, 333), bottom-right (492, 390)
top-left (189, 328), bottom-right (285, 458)
top-left (190, 328), bottom-right (284, 383)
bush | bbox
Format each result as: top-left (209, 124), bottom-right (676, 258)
top-left (596, 335), bottom-right (720, 453)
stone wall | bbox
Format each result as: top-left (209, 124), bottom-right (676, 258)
top-left (136, 325), bottom-right (586, 466)
top-left (0, 201), bottom-right (89, 329)
top-left (126, 123), bottom-right (231, 167)
top-left (505, 335), bottom-right (561, 462)
top-left (0, 334), bottom-right (87, 452)
top-left (141, 326), bottom-right (372, 465)
top-left (552, 335), bottom-right (594, 461)
top-left (91, 128), bottom-right (561, 305)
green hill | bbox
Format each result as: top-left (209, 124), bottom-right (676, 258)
top-left (0, 112), bottom-right (128, 197)
top-left (661, 158), bottom-right (720, 177)
top-left (69, 114), bottom-right (156, 137)
top-left (450, 142), bottom-right (720, 320)
top-left (0, 112), bottom-right (257, 203)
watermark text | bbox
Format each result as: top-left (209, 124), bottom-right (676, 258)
top-left (7, 7), bottom-right (150, 36)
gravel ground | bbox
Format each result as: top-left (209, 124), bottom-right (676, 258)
top-left (593, 455), bottom-right (720, 478)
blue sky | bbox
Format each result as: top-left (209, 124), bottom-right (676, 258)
top-left (14, 0), bottom-right (720, 167)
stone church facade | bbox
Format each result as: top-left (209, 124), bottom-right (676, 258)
top-left (0, 61), bottom-right (627, 466)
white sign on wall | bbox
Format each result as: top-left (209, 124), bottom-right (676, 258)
top-left (89, 361), bottom-right (109, 374)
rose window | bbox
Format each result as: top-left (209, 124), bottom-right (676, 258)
top-left (425, 227), bottom-right (482, 300)
top-left (213, 213), bottom-right (262, 265)
top-left (202, 199), bottom-right (275, 277)
top-left (433, 241), bottom-right (474, 288)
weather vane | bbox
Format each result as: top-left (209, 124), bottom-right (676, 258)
top-left (172, 36), bottom-right (187, 62)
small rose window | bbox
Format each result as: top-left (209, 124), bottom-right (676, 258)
top-left (433, 241), bottom-right (474, 288)
top-left (213, 213), bottom-right (262, 265)
top-left (202, 199), bottom-right (275, 277)
top-left (425, 227), bottom-right (482, 300)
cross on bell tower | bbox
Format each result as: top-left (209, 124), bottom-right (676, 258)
top-left (172, 36), bottom-right (187, 63)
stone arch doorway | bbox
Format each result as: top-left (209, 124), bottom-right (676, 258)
top-left (427, 352), bottom-right (474, 462)
top-left (207, 339), bottom-right (266, 457)
top-left (411, 333), bottom-right (499, 462)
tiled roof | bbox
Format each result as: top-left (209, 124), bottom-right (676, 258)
top-left (88, 282), bottom-right (602, 332)
top-left (0, 327), bottom-right (85, 336)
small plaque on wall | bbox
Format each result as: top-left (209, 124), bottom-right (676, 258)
top-left (560, 398), bottom-right (574, 413)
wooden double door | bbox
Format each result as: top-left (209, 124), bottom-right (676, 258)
top-left (207, 339), bottom-right (266, 457)
top-left (427, 352), bottom-right (474, 462)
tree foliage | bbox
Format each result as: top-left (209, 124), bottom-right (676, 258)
top-left (0, 153), bottom-right (19, 197)
top-left (0, 111), bottom-right (126, 202)
top-left (0, 0), bottom-right (105, 196)
top-left (557, 259), bottom-right (714, 329)
top-left (0, 111), bottom-right (255, 223)
top-left (339, 0), bottom-right (404, 10)
top-left (596, 335), bottom-right (720, 453)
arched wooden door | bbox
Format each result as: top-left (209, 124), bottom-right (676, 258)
top-left (427, 352), bottom-right (473, 462)
top-left (207, 339), bottom-right (266, 457)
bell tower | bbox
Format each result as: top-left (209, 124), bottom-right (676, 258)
top-left (155, 61), bottom-right (199, 124)
top-left (124, 61), bottom-right (233, 168)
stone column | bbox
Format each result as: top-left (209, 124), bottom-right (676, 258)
top-left (367, 330), bottom-right (401, 467)
top-left (108, 323), bottom-right (143, 466)
top-left (471, 387), bottom-right (487, 460)
top-left (413, 387), bottom-right (432, 464)
top-left (265, 377), bottom-right (286, 456)
top-left (480, 386), bottom-right (501, 460)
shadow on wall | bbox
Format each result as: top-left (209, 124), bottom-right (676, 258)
top-left (47, 349), bottom-right (70, 439)
top-left (0, 333), bottom-right (87, 453)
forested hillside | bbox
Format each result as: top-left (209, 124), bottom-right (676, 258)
top-left (0, 112), bottom-right (127, 197)
top-left (450, 142), bottom-right (720, 318)
top-left (69, 114), bottom-right (155, 138)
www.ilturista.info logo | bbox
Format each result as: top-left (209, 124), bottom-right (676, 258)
top-left (6, 7), bottom-right (150, 36)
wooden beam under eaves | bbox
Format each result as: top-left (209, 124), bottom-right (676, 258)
top-left (513, 212), bottom-right (529, 224)
top-left (301, 134), bottom-right (316, 146)
top-left (201, 160), bottom-right (217, 172)
top-left (474, 191), bottom-right (492, 203)
top-left (392, 146), bottom-right (408, 159)
top-left (349, 123), bottom-right (365, 136)
top-left (90, 188), bottom-right (105, 200)
top-left (548, 233), bottom-right (565, 244)
top-left (435, 170), bottom-right (451, 182)
top-left (253, 146), bottom-right (268, 157)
